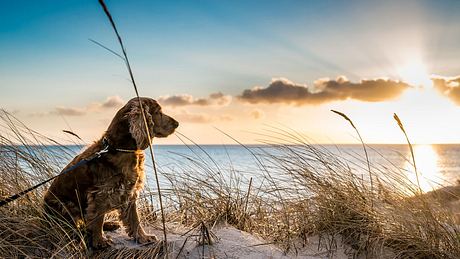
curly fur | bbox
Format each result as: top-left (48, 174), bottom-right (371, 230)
top-left (43, 97), bottom-right (178, 249)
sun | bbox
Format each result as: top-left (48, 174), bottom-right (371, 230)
top-left (397, 59), bottom-right (432, 88)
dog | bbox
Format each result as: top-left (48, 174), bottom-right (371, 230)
top-left (44, 97), bottom-right (178, 249)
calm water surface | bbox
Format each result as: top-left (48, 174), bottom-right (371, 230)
top-left (37, 144), bottom-right (460, 192)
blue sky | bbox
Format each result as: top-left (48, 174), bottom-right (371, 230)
top-left (2, 0), bottom-right (460, 144)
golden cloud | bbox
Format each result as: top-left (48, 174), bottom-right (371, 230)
top-left (432, 75), bottom-right (460, 105)
top-left (158, 92), bottom-right (232, 107)
top-left (238, 76), bottom-right (411, 105)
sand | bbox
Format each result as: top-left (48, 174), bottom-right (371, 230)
top-left (105, 223), bottom-right (353, 258)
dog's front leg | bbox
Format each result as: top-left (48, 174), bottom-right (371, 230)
top-left (119, 199), bottom-right (158, 244)
top-left (86, 213), bottom-right (111, 249)
top-left (86, 192), bottom-right (112, 249)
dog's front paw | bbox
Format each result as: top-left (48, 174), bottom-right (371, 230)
top-left (92, 236), bottom-right (113, 250)
top-left (136, 233), bottom-right (158, 244)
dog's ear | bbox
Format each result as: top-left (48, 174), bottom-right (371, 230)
top-left (126, 100), bottom-right (154, 149)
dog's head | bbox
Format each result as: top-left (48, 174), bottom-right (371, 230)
top-left (106, 97), bottom-right (179, 150)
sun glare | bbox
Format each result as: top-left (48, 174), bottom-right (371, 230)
top-left (397, 59), bottom-right (432, 88)
top-left (405, 145), bottom-right (443, 192)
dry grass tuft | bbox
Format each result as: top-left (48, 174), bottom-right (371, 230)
top-left (257, 129), bottom-right (460, 258)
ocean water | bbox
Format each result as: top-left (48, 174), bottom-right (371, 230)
top-left (14, 144), bottom-right (460, 193)
top-left (149, 144), bottom-right (460, 192)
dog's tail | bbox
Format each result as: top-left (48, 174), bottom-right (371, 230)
top-left (103, 221), bottom-right (121, 231)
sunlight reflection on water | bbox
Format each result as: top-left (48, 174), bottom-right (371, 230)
top-left (404, 145), bottom-right (441, 192)
top-left (405, 145), bottom-right (443, 192)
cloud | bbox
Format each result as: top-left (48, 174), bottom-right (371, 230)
top-left (432, 75), bottom-right (460, 104)
top-left (249, 109), bottom-right (265, 119)
top-left (101, 96), bottom-right (125, 108)
top-left (171, 110), bottom-right (234, 124)
top-left (53, 107), bottom-right (86, 116)
top-left (87, 95), bottom-right (125, 110)
top-left (29, 96), bottom-right (125, 117)
top-left (158, 92), bottom-right (232, 107)
top-left (219, 115), bottom-right (234, 121)
top-left (172, 110), bottom-right (212, 123)
top-left (238, 76), bottom-right (411, 105)
top-left (28, 112), bottom-right (48, 117)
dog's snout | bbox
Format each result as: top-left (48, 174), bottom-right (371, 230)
top-left (172, 119), bottom-right (179, 128)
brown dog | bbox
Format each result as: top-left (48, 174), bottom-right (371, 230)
top-left (44, 97), bottom-right (178, 249)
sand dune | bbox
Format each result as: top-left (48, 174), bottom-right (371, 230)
top-left (105, 224), bottom-right (354, 258)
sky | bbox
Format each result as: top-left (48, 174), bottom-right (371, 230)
top-left (1, 0), bottom-right (460, 145)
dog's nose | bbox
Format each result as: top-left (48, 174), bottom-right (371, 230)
top-left (172, 120), bottom-right (179, 128)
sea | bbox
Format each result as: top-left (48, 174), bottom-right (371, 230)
top-left (46, 144), bottom-right (460, 193)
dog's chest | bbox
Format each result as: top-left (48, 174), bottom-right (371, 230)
top-left (101, 152), bottom-right (146, 206)
top-left (121, 152), bottom-right (145, 195)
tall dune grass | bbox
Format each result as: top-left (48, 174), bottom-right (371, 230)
top-left (0, 110), bottom-right (459, 258)
top-left (0, 110), bottom-right (88, 258)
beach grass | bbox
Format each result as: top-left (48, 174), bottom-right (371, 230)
top-left (0, 110), bottom-right (459, 258)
